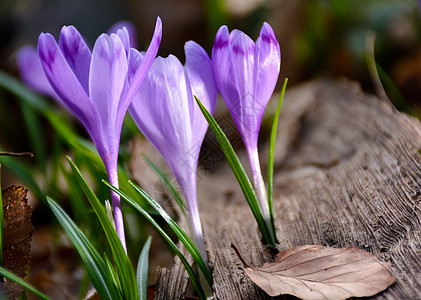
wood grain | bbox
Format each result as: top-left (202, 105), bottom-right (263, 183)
top-left (153, 78), bottom-right (421, 299)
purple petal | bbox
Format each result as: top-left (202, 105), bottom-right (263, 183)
top-left (38, 32), bottom-right (96, 129)
top-left (16, 46), bottom-right (59, 100)
top-left (89, 32), bottom-right (128, 161)
top-left (254, 22), bottom-right (281, 111)
top-left (212, 26), bottom-right (241, 111)
top-left (114, 27), bottom-right (131, 57)
top-left (228, 29), bottom-right (259, 142)
top-left (129, 55), bottom-right (193, 181)
top-left (124, 16), bottom-right (162, 105)
top-left (184, 41), bottom-right (217, 147)
top-left (107, 21), bottom-right (137, 48)
top-left (58, 26), bottom-right (92, 94)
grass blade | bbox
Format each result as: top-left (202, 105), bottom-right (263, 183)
top-left (194, 96), bottom-right (275, 246)
top-left (110, 179), bottom-right (212, 287)
top-left (46, 197), bottom-right (119, 300)
top-left (0, 266), bottom-right (51, 300)
top-left (142, 154), bottom-right (187, 216)
top-left (137, 236), bottom-right (152, 300)
top-left (267, 78), bottom-right (287, 244)
top-left (0, 71), bottom-right (49, 112)
top-left (66, 156), bottom-right (138, 300)
top-left (101, 181), bottom-right (207, 300)
top-left (20, 103), bottom-right (47, 175)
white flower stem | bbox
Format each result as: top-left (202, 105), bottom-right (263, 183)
top-left (184, 180), bottom-right (212, 298)
top-left (246, 145), bottom-right (274, 239)
top-left (108, 167), bottom-right (127, 253)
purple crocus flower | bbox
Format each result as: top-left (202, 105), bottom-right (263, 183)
top-left (37, 17), bottom-right (162, 251)
top-left (128, 41), bottom-right (217, 264)
top-left (17, 21), bottom-right (138, 103)
top-left (212, 23), bottom-right (280, 229)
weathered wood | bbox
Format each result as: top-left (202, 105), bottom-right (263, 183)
top-left (152, 78), bottom-right (421, 299)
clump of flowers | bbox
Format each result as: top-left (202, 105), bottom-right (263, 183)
top-left (35, 18), bottom-right (162, 251)
top-left (7, 16), bottom-right (284, 300)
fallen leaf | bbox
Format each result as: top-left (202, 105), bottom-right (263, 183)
top-left (1, 186), bottom-right (34, 299)
top-left (232, 244), bottom-right (396, 300)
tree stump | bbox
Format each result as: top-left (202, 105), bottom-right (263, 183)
top-left (153, 78), bottom-right (421, 299)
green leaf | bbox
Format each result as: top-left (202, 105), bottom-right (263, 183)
top-left (194, 96), bottom-right (276, 247)
top-left (142, 154), bottom-right (187, 216)
top-left (137, 236), bottom-right (152, 300)
top-left (101, 181), bottom-right (207, 300)
top-left (0, 266), bottom-right (51, 300)
top-left (118, 180), bottom-right (212, 287)
top-left (267, 78), bottom-right (288, 244)
top-left (46, 197), bottom-right (120, 300)
top-left (103, 252), bottom-right (122, 295)
top-left (20, 104), bottom-right (47, 176)
top-left (0, 71), bottom-right (49, 112)
top-left (66, 156), bottom-right (138, 300)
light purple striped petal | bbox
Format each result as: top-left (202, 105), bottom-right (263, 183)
top-left (89, 32), bottom-right (128, 161)
top-left (16, 46), bottom-right (59, 100)
top-left (124, 17), bottom-right (162, 106)
top-left (253, 22), bottom-right (281, 122)
top-left (114, 27), bottom-right (130, 57)
top-left (58, 26), bottom-right (91, 94)
top-left (38, 32), bottom-right (96, 130)
top-left (184, 41), bottom-right (217, 149)
top-left (129, 54), bottom-right (192, 175)
top-left (212, 25), bottom-right (239, 107)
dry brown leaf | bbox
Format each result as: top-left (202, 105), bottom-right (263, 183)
top-left (232, 244), bottom-right (396, 300)
top-left (1, 185), bottom-right (34, 299)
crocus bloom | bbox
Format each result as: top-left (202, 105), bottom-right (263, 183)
top-left (17, 21), bottom-right (138, 103)
top-left (212, 23), bottom-right (280, 232)
top-left (37, 17), bottom-right (162, 251)
top-left (129, 41), bottom-right (217, 264)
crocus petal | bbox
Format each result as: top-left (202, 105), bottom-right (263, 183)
top-left (212, 25), bottom-right (240, 107)
top-left (107, 21), bottom-right (137, 48)
top-left (114, 27), bottom-right (131, 58)
top-left (16, 46), bottom-right (59, 100)
top-left (253, 22), bottom-right (281, 118)
top-left (125, 16), bottom-right (162, 105)
top-left (184, 41), bottom-right (217, 148)
top-left (38, 33), bottom-right (96, 129)
top-left (130, 54), bottom-right (194, 181)
top-left (58, 26), bottom-right (92, 94)
top-left (89, 32), bottom-right (128, 161)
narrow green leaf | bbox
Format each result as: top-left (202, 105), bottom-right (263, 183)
top-left (20, 103), bottom-right (47, 175)
top-left (0, 266), bottom-right (51, 300)
top-left (66, 157), bottom-right (138, 300)
top-left (101, 181), bottom-right (207, 300)
top-left (103, 252), bottom-right (122, 295)
top-left (267, 78), bottom-right (288, 244)
top-left (46, 197), bottom-right (119, 300)
top-left (0, 71), bottom-right (49, 112)
top-left (142, 154), bottom-right (187, 216)
top-left (110, 179), bottom-right (212, 288)
top-left (137, 236), bottom-right (152, 300)
top-left (194, 96), bottom-right (275, 246)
